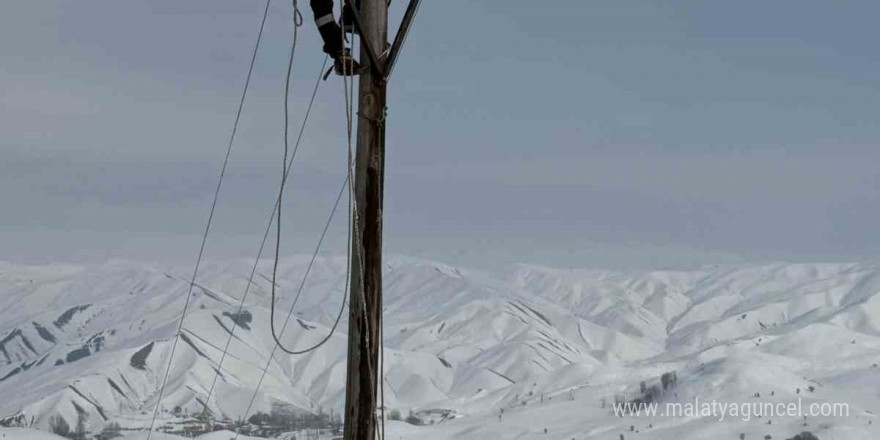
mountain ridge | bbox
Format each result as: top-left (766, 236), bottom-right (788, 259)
top-left (2, 256), bottom-right (879, 439)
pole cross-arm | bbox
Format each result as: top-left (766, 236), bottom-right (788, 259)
top-left (385, 0), bottom-right (422, 79)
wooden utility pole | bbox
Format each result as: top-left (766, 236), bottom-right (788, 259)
top-left (343, 0), bottom-right (387, 438)
top-left (341, 0), bottom-right (421, 437)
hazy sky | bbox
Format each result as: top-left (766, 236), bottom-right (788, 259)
top-left (2, 0), bottom-right (879, 269)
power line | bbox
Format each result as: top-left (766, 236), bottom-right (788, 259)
top-left (234, 174), bottom-right (351, 440)
top-left (198, 53), bottom-right (331, 421)
top-left (267, 0), bottom-right (328, 355)
top-left (231, 30), bottom-right (361, 439)
top-left (268, 4), bottom-right (345, 354)
top-left (270, 174), bottom-right (351, 356)
top-left (145, 1), bottom-right (272, 438)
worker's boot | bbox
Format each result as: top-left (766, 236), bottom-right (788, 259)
top-left (334, 49), bottom-right (362, 76)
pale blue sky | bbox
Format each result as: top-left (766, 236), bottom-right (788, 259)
top-left (2, 0), bottom-right (879, 268)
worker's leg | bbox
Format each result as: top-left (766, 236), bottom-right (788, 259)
top-left (341, 0), bottom-right (361, 34)
top-left (310, 0), bottom-right (344, 57)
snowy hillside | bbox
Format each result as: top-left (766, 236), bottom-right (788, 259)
top-left (1, 257), bottom-right (879, 440)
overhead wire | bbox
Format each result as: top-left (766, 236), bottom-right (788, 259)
top-left (269, 170), bottom-right (351, 356)
top-left (224, 2), bottom-right (356, 438)
top-left (231, 58), bottom-right (354, 440)
top-left (231, 174), bottom-right (350, 440)
top-left (266, 0), bottom-right (347, 356)
top-left (197, 0), bottom-right (332, 419)
top-left (231, 15), bottom-right (366, 438)
top-left (145, 1), bottom-right (272, 438)
top-left (156, 1), bottom-right (389, 436)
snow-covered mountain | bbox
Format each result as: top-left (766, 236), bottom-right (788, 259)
top-left (1, 257), bottom-right (879, 439)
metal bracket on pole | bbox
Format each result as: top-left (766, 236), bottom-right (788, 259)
top-left (385, 0), bottom-right (422, 79)
top-left (344, 0), bottom-right (386, 78)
